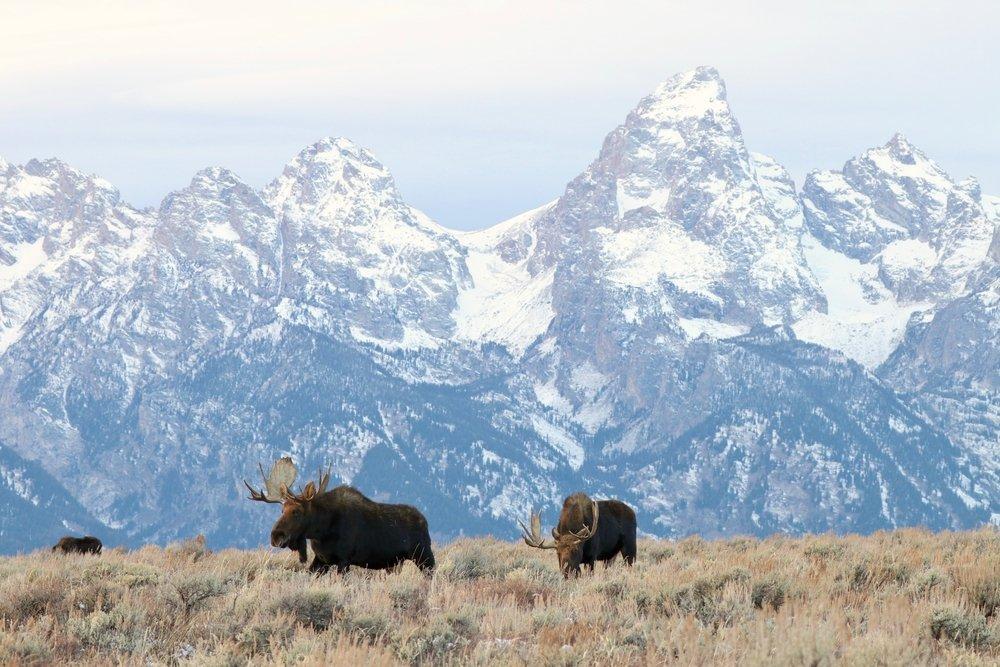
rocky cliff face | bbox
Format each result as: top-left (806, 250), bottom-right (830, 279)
top-left (0, 67), bottom-right (994, 552)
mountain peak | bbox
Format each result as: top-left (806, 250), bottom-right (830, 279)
top-left (637, 65), bottom-right (729, 124)
top-left (265, 136), bottom-right (402, 221)
top-left (883, 132), bottom-right (922, 165)
top-left (296, 136), bottom-right (383, 172)
top-left (190, 166), bottom-right (247, 189)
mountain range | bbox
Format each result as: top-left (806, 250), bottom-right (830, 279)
top-left (0, 67), bottom-right (996, 552)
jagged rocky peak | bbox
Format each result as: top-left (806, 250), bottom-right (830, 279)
top-left (161, 167), bottom-right (272, 226)
top-left (1, 157), bottom-right (124, 220)
top-left (802, 133), bottom-right (994, 300)
top-left (625, 66), bottom-right (752, 180)
top-left (804, 133), bottom-right (976, 251)
top-left (531, 65), bottom-right (821, 329)
top-left (265, 136), bottom-right (406, 224)
top-left (186, 165), bottom-right (253, 194)
top-left (260, 136), bottom-right (469, 347)
top-left (1, 157), bottom-right (151, 262)
top-left (584, 66), bottom-right (757, 234)
top-left (157, 166), bottom-right (280, 267)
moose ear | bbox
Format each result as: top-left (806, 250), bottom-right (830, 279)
top-left (303, 481), bottom-right (316, 500)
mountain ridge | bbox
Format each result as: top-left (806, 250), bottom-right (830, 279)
top-left (0, 67), bottom-right (995, 552)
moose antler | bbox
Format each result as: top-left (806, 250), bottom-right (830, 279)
top-left (289, 464), bottom-right (334, 501)
top-left (518, 510), bottom-right (557, 549)
top-left (244, 457), bottom-right (298, 503)
top-left (317, 465), bottom-right (332, 494)
top-left (560, 500), bottom-right (600, 546)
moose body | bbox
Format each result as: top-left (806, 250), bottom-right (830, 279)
top-left (245, 459), bottom-right (435, 574)
top-left (521, 492), bottom-right (636, 577)
top-left (52, 536), bottom-right (102, 555)
top-left (289, 486), bottom-right (435, 574)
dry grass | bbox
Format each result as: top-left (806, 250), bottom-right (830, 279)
top-left (0, 529), bottom-right (997, 665)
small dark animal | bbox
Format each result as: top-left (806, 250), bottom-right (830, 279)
top-left (244, 458), bottom-right (435, 574)
top-left (519, 492), bottom-right (636, 578)
top-left (52, 536), bottom-right (102, 555)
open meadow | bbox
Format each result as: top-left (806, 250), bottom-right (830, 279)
top-left (0, 529), bottom-right (997, 665)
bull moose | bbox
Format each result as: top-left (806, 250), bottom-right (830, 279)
top-left (52, 536), bottom-right (103, 555)
top-left (519, 492), bottom-right (636, 578)
top-left (244, 458), bottom-right (435, 574)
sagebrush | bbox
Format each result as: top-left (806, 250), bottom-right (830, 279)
top-left (0, 529), bottom-right (997, 665)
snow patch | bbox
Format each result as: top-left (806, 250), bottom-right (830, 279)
top-left (0, 238), bottom-right (47, 289)
top-left (530, 415), bottom-right (584, 470)
top-left (793, 235), bottom-right (930, 368)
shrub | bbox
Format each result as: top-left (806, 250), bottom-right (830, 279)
top-left (81, 561), bottom-right (161, 588)
top-left (848, 557), bottom-right (911, 591)
top-left (340, 611), bottom-right (392, 644)
top-left (167, 573), bottom-right (227, 614)
top-left (67, 604), bottom-right (150, 653)
top-left (236, 619), bottom-right (293, 656)
top-left (804, 542), bottom-right (845, 561)
top-left (438, 544), bottom-right (510, 581)
top-left (166, 534), bottom-right (211, 562)
top-left (272, 588), bottom-right (344, 630)
top-left (911, 568), bottom-right (947, 596)
top-left (387, 578), bottom-right (426, 614)
top-left (0, 630), bottom-right (52, 665)
top-left (511, 559), bottom-right (563, 587)
top-left (645, 543), bottom-right (675, 563)
top-left (670, 574), bottom-right (750, 628)
top-left (966, 578), bottom-right (1000, 619)
top-left (0, 573), bottom-right (67, 622)
top-left (395, 612), bottom-right (476, 663)
top-left (530, 607), bottom-right (572, 630)
top-left (677, 536), bottom-right (706, 555)
top-left (751, 575), bottom-right (788, 611)
top-left (929, 608), bottom-right (997, 651)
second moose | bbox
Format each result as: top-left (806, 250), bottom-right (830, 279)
top-left (520, 492), bottom-right (636, 578)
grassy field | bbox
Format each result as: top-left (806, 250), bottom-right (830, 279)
top-left (0, 529), bottom-right (997, 665)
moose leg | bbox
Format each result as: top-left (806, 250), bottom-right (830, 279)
top-left (336, 562), bottom-right (350, 575)
top-left (622, 534), bottom-right (637, 567)
top-left (413, 546), bottom-right (436, 574)
top-left (308, 557), bottom-right (331, 575)
top-left (604, 554), bottom-right (617, 569)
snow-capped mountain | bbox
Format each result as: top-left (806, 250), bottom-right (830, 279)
top-left (0, 66), bottom-right (994, 552)
top-left (264, 137), bottom-right (469, 348)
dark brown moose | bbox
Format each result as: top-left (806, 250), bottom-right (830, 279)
top-left (244, 458), bottom-right (435, 574)
top-left (52, 536), bottom-right (103, 555)
top-left (519, 492), bottom-right (636, 578)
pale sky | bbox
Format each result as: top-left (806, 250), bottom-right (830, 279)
top-left (2, 0), bottom-right (998, 230)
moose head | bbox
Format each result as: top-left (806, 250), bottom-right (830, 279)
top-left (243, 458), bottom-right (332, 560)
top-left (518, 499), bottom-right (599, 578)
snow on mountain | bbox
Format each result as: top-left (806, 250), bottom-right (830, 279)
top-left (802, 133), bottom-right (994, 301)
top-left (0, 158), bottom-right (154, 353)
top-left (792, 234), bottom-right (932, 368)
top-left (451, 201), bottom-right (556, 354)
top-left (880, 225), bottom-right (999, 487)
top-left (791, 135), bottom-right (995, 367)
top-left (264, 137), bottom-right (469, 349)
top-left (538, 67), bottom-right (822, 329)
